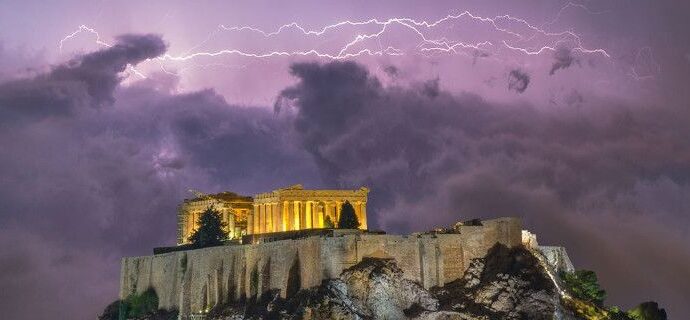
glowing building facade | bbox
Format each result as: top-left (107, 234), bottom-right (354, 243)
top-left (248, 184), bottom-right (368, 235)
top-left (177, 192), bottom-right (253, 245)
top-left (176, 185), bottom-right (369, 245)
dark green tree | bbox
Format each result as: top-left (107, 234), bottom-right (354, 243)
top-left (126, 288), bottom-right (159, 318)
top-left (560, 270), bottom-right (607, 306)
top-left (337, 201), bottom-right (360, 229)
top-left (188, 206), bottom-right (227, 248)
top-left (627, 302), bottom-right (667, 320)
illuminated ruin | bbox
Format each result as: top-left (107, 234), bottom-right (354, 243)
top-left (177, 184), bottom-right (368, 244)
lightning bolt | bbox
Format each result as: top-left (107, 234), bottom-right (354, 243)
top-left (59, 25), bottom-right (147, 79)
top-left (165, 9), bottom-right (611, 62)
top-left (59, 24), bottom-right (111, 52)
top-left (541, 1), bottom-right (611, 28)
top-left (59, 3), bottom-right (616, 79)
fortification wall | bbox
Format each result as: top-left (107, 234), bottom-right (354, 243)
top-left (120, 217), bottom-right (521, 319)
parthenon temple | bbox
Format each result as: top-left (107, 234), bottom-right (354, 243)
top-left (249, 184), bottom-right (368, 234)
top-left (176, 184), bottom-right (368, 245)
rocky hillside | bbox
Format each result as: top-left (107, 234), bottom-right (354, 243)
top-left (102, 244), bottom-right (667, 320)
top-left (206, 245), bottom-right (574, 319)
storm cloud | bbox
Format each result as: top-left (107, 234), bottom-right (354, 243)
top-left (550, 47), bottom-right (578, 75)
top-left (278, 61), bottom-right (690, 316)
top-left (0, 34), bottom-right (166, 124)
top-left (507, 69), bottom-right (530, 93)
top-left (1, 33), bottom-right (690, 319)
top-left (0, 35), bottom-right (317, 319)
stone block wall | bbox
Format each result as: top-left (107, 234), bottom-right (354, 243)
top-left (120, 217), bottom-right (521, 319)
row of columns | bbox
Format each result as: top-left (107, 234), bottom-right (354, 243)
top-left (248, 200), bottom-right (366, 234)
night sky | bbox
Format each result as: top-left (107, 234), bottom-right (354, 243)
top-left (0, 1), bottom-right (689, 319)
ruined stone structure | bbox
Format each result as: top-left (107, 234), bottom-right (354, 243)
top-left (177, 192), bottom-right (253, 244)
top-left (177, 185), bottom-right (369, 245)
top-left (121, 217), bottom-right (521, 319)
top-left (249, 184), bottom-right (368, 234)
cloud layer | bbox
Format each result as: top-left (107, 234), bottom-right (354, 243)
top-left (0, 38), bottom-right (689, 319)
top-left (0, 35), bottom-right (318, 319)
top-left (278, 61), bottom-right (690, 316)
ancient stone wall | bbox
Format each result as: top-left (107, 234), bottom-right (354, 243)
top-left (120, 217), bottom-right (521, 319)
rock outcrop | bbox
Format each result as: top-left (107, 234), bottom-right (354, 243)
top-left (205, 244), bottom-right (577, 320)
top-left (432, 244), bottom-right (576, 320)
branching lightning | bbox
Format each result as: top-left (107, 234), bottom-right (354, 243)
top-left (164, 8), bottom-right (611, 61)
top-left (59, 2), bottom-right (617, 79)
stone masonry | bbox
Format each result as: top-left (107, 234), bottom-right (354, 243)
top-left (120, 217), bottom-right (522, 319)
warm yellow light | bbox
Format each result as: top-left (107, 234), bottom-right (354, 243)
top-left (293, 201), bottom-right (300, 229)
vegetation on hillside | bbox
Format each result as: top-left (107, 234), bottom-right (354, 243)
top-left (627, 302), bottom-right (668, 320)
top-left (188, 206), bottom-right (227, 248)
top-left (559, 270), bottom-right (667, 320)
top-left (98, 288), bottom-right (178, 320)
top-left (560, 270), bottom-right (607, 306)
top-left (337, 201), bottom-right (360, 229)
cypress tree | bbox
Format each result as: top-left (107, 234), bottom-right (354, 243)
top-left (188, 206), bottom-right (227, 248)
top-left (337, 201), bottom-right (360, 229)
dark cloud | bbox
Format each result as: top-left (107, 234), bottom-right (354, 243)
top-left (383, 65), bottom-right (399, 78)
top-left (0, 37), bottom-right (318, 320)
top-left (2, 35), bottom-right (690, 319)
top-left (550, 47), bottom-right (578, 75)
top-left (564, 89), bottom-right (584, 106)
top-left (421, 77), bottom-right (440, 98)
top-left (0, 34), bottom-right (166, 124)
top-left (278, 61), bottom-right (690, 317)
top-left (472, 50), bottom-right (490, 65)
top-left (508, 69), bottom-right (530, 93)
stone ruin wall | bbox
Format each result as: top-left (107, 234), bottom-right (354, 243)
top-left (120, 217), bottom-right (521, 318)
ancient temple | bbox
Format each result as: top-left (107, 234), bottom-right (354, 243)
top-left (176, 185), bottom-right (369, 245)
top-left (177, 191), bottom-right (253, 245)
top-left (249, 184), bottom-right (369, 234)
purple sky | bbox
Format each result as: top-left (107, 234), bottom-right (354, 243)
top-left (1, 1), bottom-right (689, 319)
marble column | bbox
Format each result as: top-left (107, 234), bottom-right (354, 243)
top-left (360, 203), bottom-right (367, 229)
top-left (272, 203), bottom-right (279, 233)
top-left (311, 202), bottom-right (318, 228)
top-left (258, 204), bottom-right (264, 233)
top-left (287, 201), bottom-right (294, 231)
top-left (318, 206), bottom-right (324, 228)
top-left (301, 201), bottom-right (306, 229)
top-left (282, 201), bottom-right (289, 231)
top-left (305, 201), bottom-right (312, 229)
top-left (335, 201), bottom-right (342, 222)
top-left (262, 203), bottom-right (273, 233)
top-left (293, 201), bottom-right (301, 230)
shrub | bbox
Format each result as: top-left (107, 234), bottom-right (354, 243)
top-left (337, 201), bottom-right (360, 229)
top-left (627, 302), bottom-right (667, 320)
top-left (100, 289), bottom-right (179, 320)
top-left (560, 270), bottom-right (606, 306)
top-left (324, 215), bottom-right (335, 228)
top-left (127, 287), bottom-right (160, 317)
top-left (116, 287), bottom-right (160, 319)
